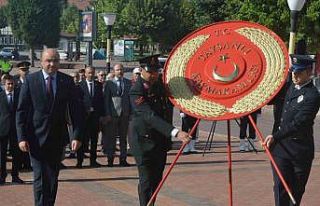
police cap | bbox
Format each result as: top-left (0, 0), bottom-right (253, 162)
top-left (17, 61), bottom-right (31, 71)
top-left (290, 54), bottom-right (315, 72)
top-left (139, 54), bottom-right (161, 72)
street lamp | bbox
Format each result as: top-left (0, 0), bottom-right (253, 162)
top-left (101, 13), bottom-right (117, 73)
top-left (287, 0), bottom-right (306, 54)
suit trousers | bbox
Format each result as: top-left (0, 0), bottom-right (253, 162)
top-left (102, 115), bottom-right (129, 161)
top-left (134, 150), bottom-right (167, 206)
top-left (272, 156), bottom-right (312, 206)
top-left (0, 134), bottom-right (20, 178)
top-left (77, 112), bottom-right (99, 164)
top-left (239, 113), bottom-right (257, 139)
top-left (182, 116), bottom-right (198, 140)
top-left (30, 154), bottom-right (60, 206)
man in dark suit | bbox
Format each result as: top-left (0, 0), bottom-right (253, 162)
top-left (264, 55), bottom-right (320, 206)
top-left (13, 61), bottom-right (32, 171)
top-left (76, 66), bottom-right (104, 168)
top-left (129, 55), bottom-right (190, 206)
top-left (0, 75), bottom-right (24, 184)
top-left (16, 48), bottom-right (83, 206)
top-left (103, 63), bottom-right (131, 167)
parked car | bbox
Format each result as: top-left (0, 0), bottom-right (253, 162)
top-left (57, 50), bottom-right (68, 60)
top-left (0, 47), bottom-right (19, 60)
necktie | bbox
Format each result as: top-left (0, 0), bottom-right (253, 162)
top-left (89, 82), bottom-right (94, 97)
top-left (8, 93), bottom-right (13, 111)
top-left (47, 76), bottom-right (54, 106)
top-left (117, 79), bottom-right (122, 95)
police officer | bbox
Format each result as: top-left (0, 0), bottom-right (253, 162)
top-left (129, 55), bottom-right (190, 206)
top-left (14, 61), bottom-right (31, 88)
top-left (264, 55), bottom-right (320, 206)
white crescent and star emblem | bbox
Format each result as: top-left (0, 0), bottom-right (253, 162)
top-left (212, 54), bottom-right (239, 83)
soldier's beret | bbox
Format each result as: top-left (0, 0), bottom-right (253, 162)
top-left (290, 54), bottom-right (315, 72)
top-left (139, 54), bottom-right (161, 72)
top-left (17, 61), bottom-right (31, 70)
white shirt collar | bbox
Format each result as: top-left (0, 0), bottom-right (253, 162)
top-left (5, 90), bottom-right (14, 95)
top-left (295, 80), bottom-right (311, 90)
top-left (42, 70), bottom-right (57, 80)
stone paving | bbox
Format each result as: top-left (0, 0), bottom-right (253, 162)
top-left (1, 134), bottom-right (319, 206)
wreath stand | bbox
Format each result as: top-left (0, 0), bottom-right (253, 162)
top-left (147, 116), bottom-right (296, 206)
top-left (202, 119), bottom-right (258, 156)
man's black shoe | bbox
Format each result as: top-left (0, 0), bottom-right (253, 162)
top-left (12, 176), bottom-right (24, 184)
top-left (107, 159), bottom-right (114, 167)
top-left (119, 160), bottom-right (131, 167)
top-left (76, 162), bottom-right (83, 168)
top-left (60, 163), bottom-right (67, 169)
top-left (90, 161), bottom-right (102, 168)
top-left (0, 177), bottom-right (5, 185)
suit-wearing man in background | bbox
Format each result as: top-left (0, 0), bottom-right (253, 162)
top-left (16, 48), bottom-right (83, 206)
top-left (264, 55), bottom-right (320, 206)
top-left (239, 109), bottom-right (261, 152)
top-left (103, 64), bottom-right (131, 167)
top-left (76, 67), bottom-right (104, 168)
top-left (0, 75), bottom-right (24, 184)
top-left (129, 56), bottom-right (191, 206)
top-left (180, 112), bottom-right (199, 154)
top-left (13, 61), bottom-right (32, 171)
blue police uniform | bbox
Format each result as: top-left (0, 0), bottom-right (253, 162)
top-left (271, 55), bottom-right (320, 206)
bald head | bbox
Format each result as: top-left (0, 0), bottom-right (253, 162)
top-left (41, 48), bottom-right (60, 75)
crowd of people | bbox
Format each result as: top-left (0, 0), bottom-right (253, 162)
top-left (0, 48), bottom-right (319, 206)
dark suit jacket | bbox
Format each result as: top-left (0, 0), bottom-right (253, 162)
top-left (0, 88), bottom-right (19, 138)
top-left (13, 74), bottom-right (24, 89)
top-left (129, 76), bottom-right (174, 156)
top-left (79, 80), bottom-right (104, 116)
top-left (16, 70), bottom-right (84, 159)
top-left (272, 82), bottom-right (320, 161)
top-left (104, 77), bottom-right (131, 117)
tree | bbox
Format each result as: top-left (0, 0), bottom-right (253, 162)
top-left (60, 5), bottom-right (80, 34)
top-left (224, 0), bottom-right (320, 53)
top-left (191, 0), bottom-right (227, 28)
top-left (7, 0), bottom-right (62, 65)
top-left (94, 0), bottom-right (193, 54)
top-left (0, 6), bottom-right (8, 29)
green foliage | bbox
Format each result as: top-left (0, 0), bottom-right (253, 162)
top-left (7, 0), bottom-right (62, 48)
top-left (0, 6), bottom-right (8, 29)
top-left (60, 5), bottom-right (80, 34)
top-left (95, 0), bottom-right (320, 53)
top-left (191, 0), bottom-right (227, 28)
top-left (224, 0), bottom-right (320, 52)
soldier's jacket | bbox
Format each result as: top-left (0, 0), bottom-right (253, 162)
top-left (272, 81), bottom-right (320, 161)
top-left (129, 76), bottom-right (173, 156)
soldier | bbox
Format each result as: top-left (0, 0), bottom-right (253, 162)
top-left (264, 55), bottom-right (320, 206)
top-left (129, 55), bottom-right (190, 206)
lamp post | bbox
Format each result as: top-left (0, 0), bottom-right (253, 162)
top-left (287, 0), bottom-right (306, 54)
top-left (101, 13), bottom-right (117, 74)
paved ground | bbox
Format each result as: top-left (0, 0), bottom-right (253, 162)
top-left (1, 132), bottom-right (319, 206)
